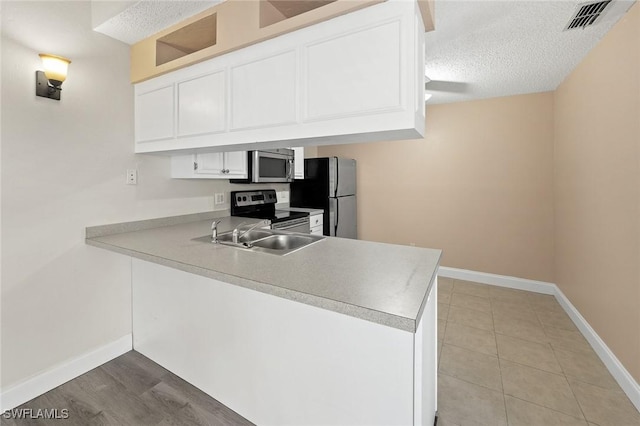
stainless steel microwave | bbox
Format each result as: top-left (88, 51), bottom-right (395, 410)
top-left (230, 149), bottom-right (294, 184)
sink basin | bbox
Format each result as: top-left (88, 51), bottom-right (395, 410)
top-left (216, 229), bottom-right (273, 244)
top-left (251, 234), bottom-right (319, 251)
top-left (194, 229), bottom-right (325, 255)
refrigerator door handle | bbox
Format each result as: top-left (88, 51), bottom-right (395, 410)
top-left (328, 198), bottom-right (337, 237)
top-left (334, 156), bottom-right (339, 199)
top-left (334, 195), bottom-right (357, 239)
top-left (328, 157), bottom-right (336, 198)
top-left (334, 197), bottom-right (339, 236)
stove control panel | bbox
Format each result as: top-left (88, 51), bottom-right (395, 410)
top-left (231, 189), bottom-right (278, 208)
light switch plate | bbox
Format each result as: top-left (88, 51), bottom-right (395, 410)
top-left (214, 193), bottom-right (225, 205)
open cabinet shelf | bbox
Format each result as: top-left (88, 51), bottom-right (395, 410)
top-left (260, 1), bottom-right (338, 28)
top-left (131, 0), bottom-right (434, 83)
top-left (156, 13), bottom-right (217, 66)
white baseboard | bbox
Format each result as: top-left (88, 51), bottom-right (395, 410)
top-left (0, 334), bottom-right (132, 412)
top-left (438, 266), bottom-right (556, 294)
top-left (438, 266), bottom-right (640, 413)
top-left (554, 287), bottom-right (640, 412)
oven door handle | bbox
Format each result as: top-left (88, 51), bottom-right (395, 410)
top-left (272, 217), bottom-right (310, 232)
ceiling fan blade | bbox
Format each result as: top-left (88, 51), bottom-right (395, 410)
top-left (425, 80), bottom-right (470, 93)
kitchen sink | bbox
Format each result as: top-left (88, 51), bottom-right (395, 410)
top-left (216, 229), bottom-right (273, 244)
top-left (195, 229), bottom-right (325, 255)
top-left (251, 234), bottom-right (319, 251)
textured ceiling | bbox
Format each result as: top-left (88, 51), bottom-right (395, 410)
top-left (93, 0), bottom-right (637, 104)
top-left (93, 0), bottom-right (224, 45)
top-left (425, 0), bottom-right (636, 104)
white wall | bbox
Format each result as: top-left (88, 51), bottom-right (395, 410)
top-left (0, 1), bottom-right (284, 390)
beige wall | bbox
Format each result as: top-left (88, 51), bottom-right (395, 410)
top-left (0, 1), bottom-right (284, 389)
top-left (319, 92), bottom-right (556, 282)
top-left (554, 3), bottom-right (640, 382)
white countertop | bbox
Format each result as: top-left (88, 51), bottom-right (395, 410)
top-left (86, 213), bottom-right (441, 332)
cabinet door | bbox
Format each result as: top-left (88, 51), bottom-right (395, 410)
top-left (304, 20), bottom-right (403, 122)
top-left (293, 147), bottom-right (304, 179)
top-left (195, 152), bottom-right (225, 176)
top-left (177, 71), bottom-right (226, 138)
top-left (310, 212), bottom-right (324, 236)
top-left (135, 85), bottom-right (174, 142)
top-left (231, 50), bottom-right (297, 130)
top-left (223, 151), bottom-right (248, 178)
top-left (172, 152), bottom-right (246, 179)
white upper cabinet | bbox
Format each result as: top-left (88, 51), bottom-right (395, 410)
top-left (304, 20), bottom-right (402, 121)
top-left (135, 0), bottom-right (424, 154)
top-left (231, 51), bottom-right (297, 131)
top-left (222, 151), bottom-right (248, 176)
top-left (194, 152), bottom-right (225, 175)
top-left (293, 147), bottom-right (304, 179)
top-left (135, 85), bottom-right (174, 143)
top-left (171, 151), bottom-right (247, 179)
top-left (177, 71), bottom-right (226, 137)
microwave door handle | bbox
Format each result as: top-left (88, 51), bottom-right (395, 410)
top-left (288, 158), bottom-right (293, 180)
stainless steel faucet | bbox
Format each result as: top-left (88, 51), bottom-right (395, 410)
top-left (233, 220), bottom-right (267, 243)
top-left (211, 219), bottom-right (223, 243)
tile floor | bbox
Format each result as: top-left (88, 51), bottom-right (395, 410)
top-left (436, 277), bottom-right (640, 426)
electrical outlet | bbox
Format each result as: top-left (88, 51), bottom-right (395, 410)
top-left (277, 191), bottom-right (290, 202)
top-left (126, 169), bottom-right (137, 185)
top-left (214, 193), bottom-right (225, 205)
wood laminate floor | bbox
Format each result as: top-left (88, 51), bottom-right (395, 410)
top-left (1, 351), bottom-right (254, 426)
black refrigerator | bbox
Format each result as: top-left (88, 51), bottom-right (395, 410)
top-left (290, 157), bottom-right (357, 239)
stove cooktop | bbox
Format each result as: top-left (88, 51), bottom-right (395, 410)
top-left (230, 189), bottom-right (308, 224)
top-left (234, 210), bottom-right (308, 224)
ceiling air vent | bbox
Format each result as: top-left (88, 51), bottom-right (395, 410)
top-left (565, 0), bottom-right (612, 30)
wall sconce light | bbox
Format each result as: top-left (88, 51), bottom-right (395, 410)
top-left (36, 53), bottom-right (71, 101)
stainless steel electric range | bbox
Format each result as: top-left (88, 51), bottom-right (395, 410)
top-left (230, 189), bottom-right (310, 233)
